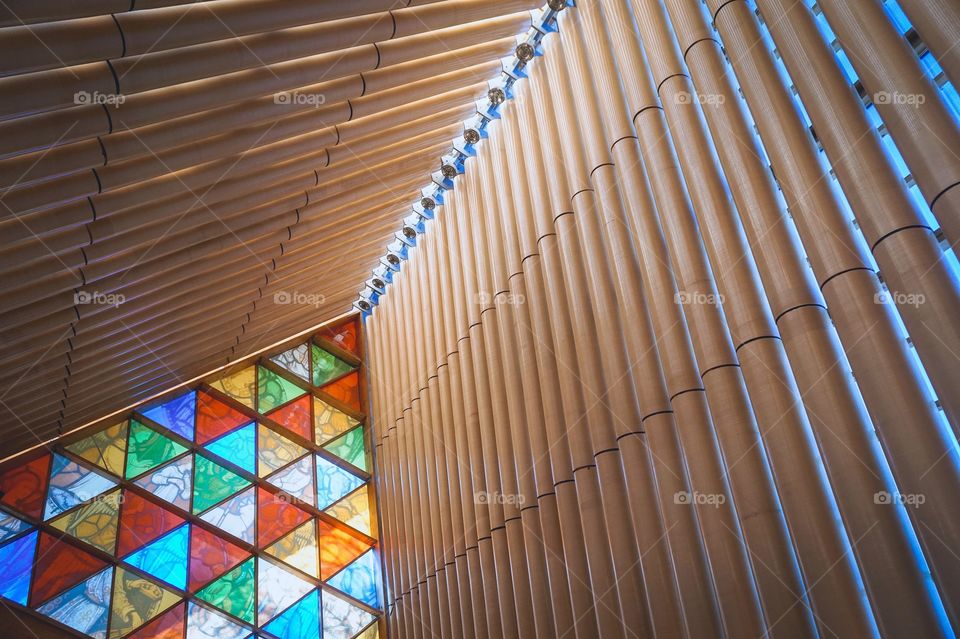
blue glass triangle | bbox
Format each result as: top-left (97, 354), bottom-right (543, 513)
top-left (186, 601), bottom-right (250, 639)
top-left (327, 549), bottom-right (379, 608)
top-left (36, 566), bottom-right (112, 638)
top-left (315, 455), bottom-right (363, 510)
top-left (0, 510), bottom-right (31, 544)
top-left (262, 589), bottom-right (319, 639)
top-left (0, 529), bottom-right (37, 605)
top-left (44, 453), bottom-right (118, 520)
top-left (143, 390), bottom-right (197, 441)
top-left (198, 486), bottom-right (256, 545)
top-left (123, 523), bottom-right (189, 591)
top-left (203, 422), bottom-right (256, 475)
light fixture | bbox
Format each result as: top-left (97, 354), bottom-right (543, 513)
top-left (516, 42), bottom-right (535, 62)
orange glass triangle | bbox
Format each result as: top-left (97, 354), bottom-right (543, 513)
top-left (188, 525), bottom-right (250, 591)
top-left (318, 519), bottom-right (371, 581)
top-left (266, 395), bottom-right (312, 441)
top-left (196, 390), bottom-right (252, 444)
top-left (0, 454), bottom-right (51, 518)
top-left (117, 491), bottom-right (186, 557)
top-left (257, 487), bottom-right (311, 547)
top-left (318, 317), bottom-right (359, 356)
top-left (320, 371), bottom-right (361, 412)
top-left (30, 532), bottom-right (109, 606)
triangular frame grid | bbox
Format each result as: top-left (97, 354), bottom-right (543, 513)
top-left (0, 314), bottom-right (379, 637)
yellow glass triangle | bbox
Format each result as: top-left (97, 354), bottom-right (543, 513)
top-left (257, 424), bottom-right (308, 477)
top-left (264, 519), bottom-right (318, 578)
top-left (49, 489), bottom-right (122, 553)
top-left (109, 567), bottom-right (181, 639)
top-left (210, 366), bottom-right (256, 408)
top-left (324, 485), bottom-right (372, 536)
top-left (313, 397), bottom-right (359, 445)
top-left (65, 421), bottom-right (128, 477)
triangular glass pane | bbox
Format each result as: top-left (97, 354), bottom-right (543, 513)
top-left (263, 589), bottom-right (319, 639)
top-left (117, 490), bottom-right (186, 557)
top-left (311, 344), bottom-right (354, 387)
top-left (193, 455), bottom-right (251, 514)
top-left (258, 366), bottom-right (307, 413)
top-left (35, 566), bottom-right (112, 639)
top-left (31, 531), bottom-right (109, 607)
top-left (0, 529), bottom-right (37, 604)
top-left (204, 423), bottom-right (256, 475)
top-left (195, 556), bottom-right (255, 625)
top-left (355, 623), bottom-right (379, 639)
top-left (126, 419), bottom-right (189, 480)
top-left (0, 454), bottom-right (51, 519)
top-left (142, 390), bottom-right (197, 441)
top-left (266, 395), bottom-right (312, 441)
top-left (186, 601), bottom-right (250, 639)
top-left (127, 601), bottom-right (185, 639)
top-left (196, 391), bottom-right (252, 445)
top-left (319, 370), bottom-right (361, 413)
top-left (321, 588), bottom-right (375, 639)
top-left (0, 509), bottom-right (31, 543)
top-left (189, 525), bottom-right (250, 592)
top-left (198, 486), bottom-right (256, 545)
top-left (109, 567), bottom-right (181, 639)
top-left (256, 557), bottom-right (314, 625)
top-left (317, 521), bottom-right (371, 581)
top-left (318, 317), bottom-right (360, 355)
top-left (258, 424), bottom-right (308, 478)
top-left (327, 549), bottom-right (379, 608)
top-left (123, 523), bottom-right (189, 591)
top-left (44, 453), bottom-right (117, 520)
top-left (265, 519), bottom-right (317, 578)
top-left (324, 486), bottom-right (371, 536)
top-left (271, 343), bottom-right (311, 382)
top-left (133, 454), bottom-right (193, 511)
top-left (266, 456), bottom-right (315, 508)
top-left (313, 398), bottom-right (359, 446)
top-left (49, 489), bottom-right (121, 554)
top-left (257, 487), bottom-right (311, 547)
top-left (65, 421), bottom-right (127, 477)
top-left (322, 427), bottom-right (366, 471)
top-left (210, 367), bottom-right (257, 409)
top-left (315, 455), bottom-right (363, 510)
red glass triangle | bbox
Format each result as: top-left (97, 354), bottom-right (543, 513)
top-left (195, 390), bottom-right (251, 444)
top-left (318, 317), bottom-right (359, 355)
top-left (266, 395), bottom-right (312, 441)
top-left (0, 454), bottom-right (51, 519)
top-left (30, 532), bottom-right (109, 606)
top-left (126, 601), bottom-right (185, 639)
top-left (117, 490), bottom-right (186, 557)
top-left (318, 520), bottom-right (371, 581)
top-left (188, 525), bottom-right (250, 591)
top-left (320, 370), bottom-right (361, 412)
top-left (257, 487), bottom-right (311, 547)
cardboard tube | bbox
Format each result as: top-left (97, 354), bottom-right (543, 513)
top-left (709, 0), bottom-right (960, 627)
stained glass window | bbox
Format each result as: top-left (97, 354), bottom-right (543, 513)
top-left (0, 316), bottom-right (381, 638)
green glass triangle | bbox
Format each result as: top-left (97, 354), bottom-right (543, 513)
top-left (195, 556), bottom-right (255, 624)
top-left (322, 427), bottom-right (366, 471)
top-left (311, 344), bottom-right (354, 387)
top-left (126, 420), bottom-right (188, 479)
top-left (193, 455), bottom-right (251, 514)
top-left (257, 366), bottom-right (307, 413)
